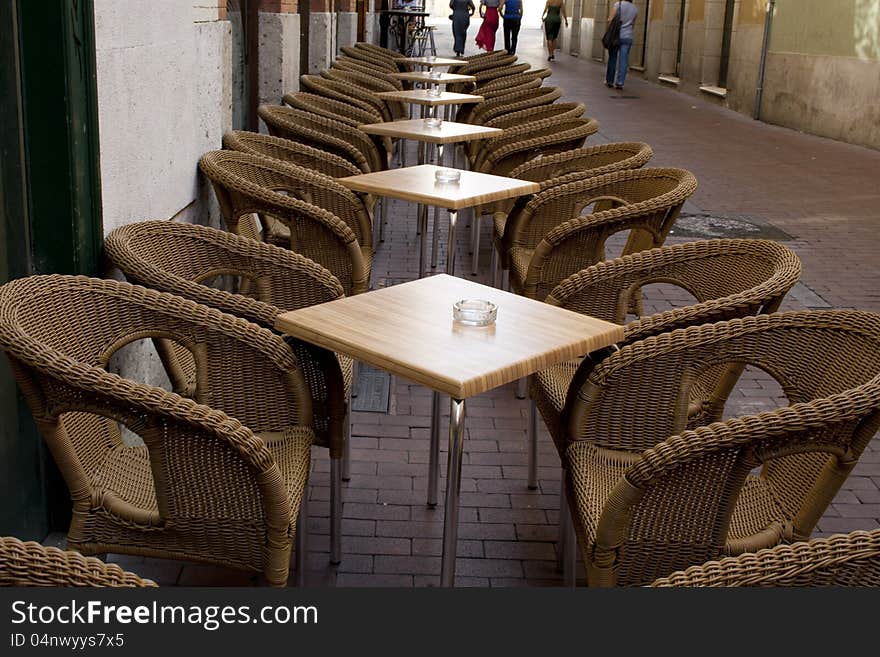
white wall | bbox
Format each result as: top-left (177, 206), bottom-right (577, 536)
top-left (94, 1), bottom-right (232, 234)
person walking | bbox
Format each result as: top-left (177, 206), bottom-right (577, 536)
top-left (450, 0), bottom-right (476, 57)
top-left (605, 0), bottom-right (638, 89)
top-left (475, 0), bottom-right (501, 52)
top-left (541, 0), bottom-right (568, 62)
top-left (500, 0), bottom-right (522, 55)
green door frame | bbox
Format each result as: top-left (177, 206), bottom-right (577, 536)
top-left (0, 0), bottom-right (104, 539)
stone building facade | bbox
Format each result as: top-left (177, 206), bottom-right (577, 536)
top-left (559, 0), bottom-right (880, 150)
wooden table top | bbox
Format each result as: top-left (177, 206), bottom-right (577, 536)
top-left (274, 275), bottom-right (624, 399)
top-left (396, 56), bottom-right (466, 67)
top-left (337, 164), bottom-right (540, 210)
top-left (359, 119), bottom-right (503, 144)
top-left (375, 89), bottom-right (484, 107)
top-left (390, 71), bottom-right (476, 84)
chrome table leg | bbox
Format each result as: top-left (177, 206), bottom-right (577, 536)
top-left (427, 390), bottom-right (442, 507)
top-left (446, 210), bottom-right (458, 275)
top-left (528, 398), bottom-right (538, 490)
top-left (440, 397), bottom-right (466, 587)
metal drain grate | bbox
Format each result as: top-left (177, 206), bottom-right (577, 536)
top-left (671, 213), bottom-right (793, 241)
top-left (351, 365), bottom-right (391, 413)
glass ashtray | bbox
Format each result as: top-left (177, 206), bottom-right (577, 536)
top-left (427, 84), bottom-right (442, 97)
top-left (453, 299), bottom-right (497, 327)
top-left (424, 116), bottom-right (442, 128)
top-left (428, 71), bottom-right (442, 80)
top-left (434, 168), bottom-right (460, 184)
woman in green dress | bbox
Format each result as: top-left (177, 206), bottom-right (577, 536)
top-left (541, 0), bottom-right (568, 61)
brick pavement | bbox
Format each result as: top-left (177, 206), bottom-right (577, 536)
top-left (93, 28), bottom-right (880, 586)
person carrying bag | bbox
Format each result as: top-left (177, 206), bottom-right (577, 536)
top-left (603, 0), bottom-right (638, 90)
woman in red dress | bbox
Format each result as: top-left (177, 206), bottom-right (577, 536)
top-left (475, 0), bottom-right (501, 51)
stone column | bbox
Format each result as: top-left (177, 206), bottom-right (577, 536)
top-left (259, 0), bottom-right (301, 102)
top-left (308, 0), bottom-right (334, 73)
top-left (336, 0), bottom-right (359, 54)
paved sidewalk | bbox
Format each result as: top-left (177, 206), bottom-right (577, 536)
top-left (92, 28), bottom-right (880, 586)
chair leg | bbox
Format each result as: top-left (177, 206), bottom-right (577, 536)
top-left (294, 494), bottom-right (308, 586)
top-left (516, 376), bottom-right (528, 399)
top-left (379, 194), bottom-right (387, 243)
top-left (561, 472), bottom-right (577, 588)
top-left (471, 212), bottom-right (481, 276)
top-left (527, 398), bottom-right (538, 489)
top-left (556, 484), bottom-right (566, 572)
top-left (330, 456), bottom-right (343, 565)
top-left (490, 246), bottom-right (500, 288)
top-left (342, 399), bottom-right (352, 482)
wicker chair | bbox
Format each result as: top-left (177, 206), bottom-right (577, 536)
top-left (259, 104), bottom-right (387, 173)
top-left (651, 529), bottom-right (880, 587)
top-left (353, 42), bottom-right (405, 61)
top-left (468, 103), bottom-right (586, 164)
top-left (480, 68), bottom-right (552, 90)
top-left (464, 86), bottom-right (563, 125)
top-left (300, 74), bottom-right (392, 122)
top-left (490, 142), bottom-right (654, 281)
top-left (452, 52), bottom-right (517, 75)
top-left (339, 45), bottom-right (400, 71)
top-left (105, 221), bottom-right (352, 566)
top-left (283, 91), bottom-right (383, 127)
top-left (1, 536), bottom-right (157, 587)
top-left (199, 150), bottom-right (370, 296)
top-left (332, 58), bottom-right (405, 89)
top-left (504, 167), bottom-right (697, 301)
top-left (531, 238), bottom-right (802, 480)
top-left (322, 69), bottom-right (408, 120)
top-left (472, 62), bottom-right (532, 87)
top-left (562, 310), bottom-right (880, 586)
top-left (0, 275), bottom-right (316, 587)
top-left (222, 131), bottom-right (362, 178)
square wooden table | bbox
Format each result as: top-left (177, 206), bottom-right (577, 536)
top-left (375, 89), bottom-right (483, 109)
top-left (389, 71), bottom-right (476, 85)
top-left (274, 274), bottom-right (625, 586)
top-left (359, 119), bottom-right (502, 145)
top-left (338, 165), bottom-right (539, 278)
top-left (396, 56), bottom-right (466, 67)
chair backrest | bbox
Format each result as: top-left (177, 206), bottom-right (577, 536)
top-left (105, 221), bottom-right (348, 451)
top-left (344, 44), bottom-right (400, 69)
top-left (508, 142), bottom-right (654, 186)
top-left (509, 167), bottom-right (697, 298)
top-left (199, 150), bottom-right (369, 295)
top-left (547, 239), bottom-right (801, 339)
top-left (222, 130), bottom-right (362, 179)
top-left (483, 102), bottom-right (585, 130)
top-left (467, 86), bottom-right (563, 125)
top-left (650, 529), bottom-right (880, 587)
top-left (454, 52), bottom-right (517, 75)
top-left (258, 104), bottom-right (384, 172)
top-left (0, 536), bottom-right (157, 587)
top-left (354, 41), bottom-right (405, 61)
top-left (331, 58), bottom-right (405, 89)
top-left (570, 311), bottom-right (880, 585)
top-left (299, 74), bottom-right (392, 122)
top-left (0, 275), bottom-right (306, 551)
top-left (474, 62), bottom-right (532, 86)
top-left (283, 91), bottom-right (383, 127)
top-left (475, 117), bottom-right (600, 177)
top-left (321, 69), bottom-right (407, 120)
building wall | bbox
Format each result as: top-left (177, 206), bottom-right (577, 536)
top-left (569, 0), bottom-right (880, 150)
top-left (759, 0), bottom-right (880, 149)
top-left (94, 1), bottom-right (232, 234)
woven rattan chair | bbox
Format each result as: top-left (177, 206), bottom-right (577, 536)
top-left (469, 103), bottom-right (586, 164)
top-left (0, 275), bottom-right (316, 586)
top-left (504, 167), bottom-right (697, 301)
top-left (322, 69), bottom-right (408, 120)
top-left (490, 142), bottom-right (654, 282)
top-left (530, 238), bottom-right (801, 488)
top-left (464, 85), bottom-right (563, 125)
top-left (222, 131), bottom-right (362, 178)
top-left (561, 310), bottom-right (880, 586)
top-left (259, 104), bottom-right (387, 173)
top-left (354, 42), bottom-right (405, 61)
top-left (1, 536), bottom-right (157, 587)
top-left (651, 529), bottom-right (880, 587)
top-left (300, 74), bottom-right (392, 122)
top-left (332, 58), bottom-right (405, 89)
top-left (105, 221), bottom-right (352, 566)
top-left (283, 91), bottom-right (383, 127)
top-left (339, 45), bottom-right (400, 71)
top-left (453, 53), bottom-right (517, 75)
top-left (199, 150), bottom-right (370, 296)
